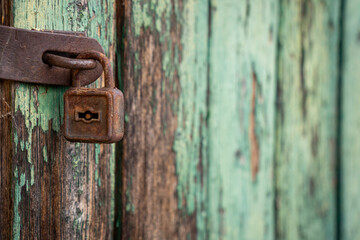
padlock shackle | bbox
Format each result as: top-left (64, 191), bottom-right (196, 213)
top-left (72, 51), bottom-right (115, 88)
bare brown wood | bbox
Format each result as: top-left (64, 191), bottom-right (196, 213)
top-left (0, 1), bottom-right (14, 238)
top-left (0, 0), bottom-right (11, 26)
top-left (120, 0), bottom-right (197, 239)
top-left (0, 80), bottom-right (13, 239)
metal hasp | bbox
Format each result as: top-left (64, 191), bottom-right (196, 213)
top-left (0, 25), bottom-right (104, 86)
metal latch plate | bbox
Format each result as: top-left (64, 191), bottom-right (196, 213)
top-left (0, 25), bottom-right (104, 86)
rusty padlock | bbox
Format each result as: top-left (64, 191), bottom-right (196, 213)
top-left (63, 51), bottom-right (124, 143)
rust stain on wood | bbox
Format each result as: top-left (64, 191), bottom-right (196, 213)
top-left (249, 70), bottom-right (259, 181)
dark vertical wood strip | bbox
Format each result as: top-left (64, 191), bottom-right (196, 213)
top-left (0, 1), bottom-right (13, 239)
top-left (114, 0), bottom-right (125, 238)
top-left (121, 0), bottom-right (189, 238)
top-left (0, 80), bottom-right (13, 239)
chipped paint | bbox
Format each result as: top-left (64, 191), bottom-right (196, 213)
top-left (30, 165), bottom-right (34, 186)
top-left (173, 0), bottom-right (209, 227)
top-left (275, 0), bottom-right (340, 239)
top-left (43, 146), bottom-right (48, 162)
top-left (125, 176), bottom-right (135, 213)
top-left (12, 168), bottom-right (26, 240)
top-left (173, 0), bottom-right (278, 239)
top-left (124, 0), bottom-right (278, 239)
top-left (10, 0), bottom-right (117, 238)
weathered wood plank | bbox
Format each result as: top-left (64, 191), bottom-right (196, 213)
top-left (205, 0), bottom-right (278, 239)
top-left (120, 0), bottom-right (189, 238)
top-left (340, 0), bottom-right (360, 239)
top-left (0, 79), bottom-right (13, 238)
top-left (0, 1), bottom-right (14, 238)
top-left (275, 1), bottom-right (340, 239)
top-left (120, 0), bottom-right (278, 239)
top-left (173, 0), bottom-right (209, 238)
top-left (0, 0), bottom-right (116, 239)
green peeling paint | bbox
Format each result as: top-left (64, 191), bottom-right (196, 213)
top-left (132, 1), bottom-right (156, 36)
top-left (205, 1), bottom-right (277, 239)
top-left (124, 113), bottom-right (129, 123)
top-left (275, 1), bottom-right (340, 239)
top-left (95, 169), bottom-right (99, 181)
top-left (94, 144), bottom-right (100, 165)
top-left (130, 0), bottom-right (278, 239)
top-left (11, 0), bottom-right (116, 238)
top-left (71, 143), bottom-right (82, 181)
top-left (13, 168), bottom-right (26, 240)
top-left (30, 165), bottom-right (34, 186)
top-left (173, 1), bottom-right (209, 237)
top-left (43, 146), bottom-right (48, 162)
top-left (125, 176), bottom-right (135, 214)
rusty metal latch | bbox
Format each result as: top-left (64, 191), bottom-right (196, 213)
top-left (0, 25), bottom-right (124, 144)
top-left (0, 25), bottom-right (104, 86)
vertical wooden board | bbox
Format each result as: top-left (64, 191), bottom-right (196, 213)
top-left (120, 0), bottom-right (209, 239)
top-left (120, 0), bottom-right (186, 238)
top-left (0, 79), bottom-right (13, 239)
top-left (3, 0), bottom-right (116, 239)
top-left (121, 0), bottom-right (278, 239)
top-left (0, 1), bottom-right (14, 238)
top-left (206, 0), bottom-right (277, 239)
top-left (275, 1), bottom-right (340, 239)
top-left (340, 0), bottom-right (360, 239)
top-left (173, 0), bottom-right (209, 238)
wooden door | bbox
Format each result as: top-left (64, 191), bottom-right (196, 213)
top-left (118, 0), bottom-right (360, 239)
top-left (1, 0), bottom-right (360, 240)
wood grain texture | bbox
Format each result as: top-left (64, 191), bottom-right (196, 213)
top-left (0, 0), bottom-right (116, 239)
top-left (120, 0), bottom-right (186, 239)
top-left (340, 0), bottom-right (360, 239)
top-left (0, 0), bottom-right (12, 26)
top-left (120, 0), bottom-right (278, 239)
top-left (275, 1), bottom-right (340, 239)
top-left (172, 0), bottom-right (209, 238)
top-left (1, 0), bottom-right (353, 239)
top-left (205, 0), bottom-right (277, 239)
top-left (0, 1), bottom-right (14, 239)
top-left (0, 80), bottom-right (13, 239)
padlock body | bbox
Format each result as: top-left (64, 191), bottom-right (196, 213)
top-left (64, 87), bottom-right (124, 143)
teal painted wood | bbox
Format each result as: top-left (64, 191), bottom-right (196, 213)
top-left (120, 0), bottom-right (195, 238)
top-left (173, 0), bottom-right (209, 238)
top-left (205, 0), bottom-right (278, 239)
top-left (8, 0), bottom-right (116, 239)
top-left (340, 0), bottom-right (360, 239)
top-left (121, 0), bottom-right (278, 239)
top-left (275, 1), bottom-right (340, 239)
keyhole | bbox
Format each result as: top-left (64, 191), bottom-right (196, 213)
top-left (78, 111), bottom-right (99, 121)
